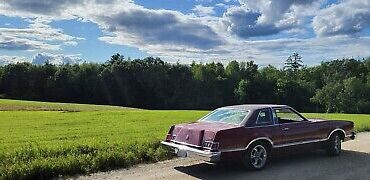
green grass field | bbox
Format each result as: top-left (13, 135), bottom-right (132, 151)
top-left (303, 113), bottom-right (370, 132)
top-left (0, 99), bottom-right (369, 179)
top-left (0, 99), bottom-right (136, 111)
top-left (0, 99), bottom-right (207, 179)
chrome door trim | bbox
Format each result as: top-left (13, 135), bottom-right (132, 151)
top-left (220, 128), bottom-right (348, 152)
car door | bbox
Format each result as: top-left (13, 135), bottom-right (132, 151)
top-left (273, 108), bottom-right (317, 146)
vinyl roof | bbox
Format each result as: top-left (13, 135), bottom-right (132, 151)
top-left (222, 104), bottom-right (289, 110)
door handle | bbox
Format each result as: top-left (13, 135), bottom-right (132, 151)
top-left (282, 127), bottom-right (289, 131)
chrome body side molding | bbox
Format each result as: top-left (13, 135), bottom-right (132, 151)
top-left (221, 128), bottom-right (354, 152)
top-left (221, 137), bottom-right (274, 153)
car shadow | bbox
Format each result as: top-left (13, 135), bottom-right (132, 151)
top-left (174, 150), bottom-right (370, 180)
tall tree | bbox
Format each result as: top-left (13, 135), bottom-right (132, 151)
top-left (106, 53), bottom-right (125, 65)
top-left (284, 53), bottom-right (303, 72)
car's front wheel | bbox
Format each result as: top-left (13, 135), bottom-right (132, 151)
top-left (326, 133), bottom-right (342, 156)
top-left (243, 143), bottom-right (269, 170)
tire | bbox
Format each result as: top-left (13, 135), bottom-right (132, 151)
top-left (326, 133), bottom-right (342, 156)
top-left (242, 142), bottom-right (269, 170)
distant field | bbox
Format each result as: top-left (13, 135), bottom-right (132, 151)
top-left (303, 113), bottom-right (370, 132)
top-left (0, 99), bottom-right (136, 111)
top-left (0, 99), bottom-right (369, 179)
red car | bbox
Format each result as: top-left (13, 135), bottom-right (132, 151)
top-left (161, 104), bottom-right (356, 170)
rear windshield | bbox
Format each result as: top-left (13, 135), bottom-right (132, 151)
top-left (199, 108), bottom-right (249, 125)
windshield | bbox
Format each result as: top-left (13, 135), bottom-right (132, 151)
top-left (199, 108), bottom-right (249, 125)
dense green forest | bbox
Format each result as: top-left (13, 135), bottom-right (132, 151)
top-left (0, 54), bottom-right (369, 113)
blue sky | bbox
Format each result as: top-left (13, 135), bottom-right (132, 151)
top-left (0, 0), bottom-right (370, 66)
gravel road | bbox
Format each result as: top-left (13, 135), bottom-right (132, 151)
top-left (73, 133), bottom-right (370, 180)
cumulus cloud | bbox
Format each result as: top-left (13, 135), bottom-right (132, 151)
top-left (89, 6), bottom-right (224, 51)
top-left (32, 53), bottom-right (83, 65)
top-left (239, 0), bottom-right (318, 24)
top-left (222, 0), bottom-right (320, 38)
top-left (0, 0), bottom-right (81, 19)
top-left (222, 7), bottom-right (281, 38)
top-left (0, 55), bottom-right (30, 65)
top-left (0, 54), bottom-right (83, 65)
top-left (313, 0), bottom-right (370, 36)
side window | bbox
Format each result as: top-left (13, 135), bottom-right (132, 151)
top-left (274, 108), bottom-right (304, 124)
top-left (256, 109), bottom-right (273, 125)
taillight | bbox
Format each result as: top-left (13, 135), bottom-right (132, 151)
top-left (165, 126), bottom-right (176, 141)
top-left (166, 134), bottom-right (176, 141)
top-left (166, 126), bottom-right (176, 141)
top-left (202, 140), bottom-right (219, 151)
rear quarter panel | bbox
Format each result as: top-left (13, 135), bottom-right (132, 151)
top-left (213, 126), bottom-right (275, 161)
top-left (215, 126), bottom-right (273, 151)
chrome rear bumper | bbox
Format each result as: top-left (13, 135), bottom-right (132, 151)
top-left (160, 141), bottom-right (221, 162)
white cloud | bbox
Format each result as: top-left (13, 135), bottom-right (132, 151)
top-left (215, 3), bottom-right (227, 8)
top-left (152, 35), bottom-right (370, 67)
top-left (0, 55), bottom-right (30, 65)
top-left (222, 7), bottom-right (282, 38)
top-left (0, 35), bottom-right (59, 51)
top-left (0, 18), bottom-right (83, 51)
top-left (192, 5), bottom-right (215, 16)
top-left (0, 53), bottom-right (83, 65)
top-left (0, 0), bottom-right (81, 19)
top-left (313, 0), bottom-right (370, 36)
top-left (238, 0), bottom-right (319, 24)
top-left (32, 53), bottom-right (83, 65)
top-left (221, 0), bottom-right (321, 38)
top-left (81, 2), bottom-right (225, 53)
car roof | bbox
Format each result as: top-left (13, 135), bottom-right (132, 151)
top-left (222, 104), bottom-right (289, 111)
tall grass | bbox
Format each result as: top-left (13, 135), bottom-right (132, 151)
top-left (0, 141), bottom-right (171, 179)
top-left (0, 109), bottom-right (207, 179)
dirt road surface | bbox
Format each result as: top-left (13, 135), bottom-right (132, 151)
top-left (74, 133), bottom-right (370, 180)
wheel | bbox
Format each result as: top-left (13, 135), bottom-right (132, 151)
top-left (326, 133), bottom-right (342, 156)
top-left (242, 143), bottom-right (269, 170)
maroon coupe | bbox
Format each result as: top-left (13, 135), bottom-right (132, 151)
top-left (161, 104), bottom-right (356, 170)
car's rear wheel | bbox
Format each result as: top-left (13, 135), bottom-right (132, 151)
top-left (243, 143), bottom-right (269, 170)
top-left (326, 133), bottom-right (342, 156)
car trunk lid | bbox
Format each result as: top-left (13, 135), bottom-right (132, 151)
top-left (172, 122), bottom-right (237, 147)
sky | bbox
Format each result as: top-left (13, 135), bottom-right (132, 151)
top-left (0, 0), bottom-right (370, 66)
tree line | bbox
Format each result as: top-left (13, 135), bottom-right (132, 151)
top-left (0, 53), bottom-right (369, 113)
